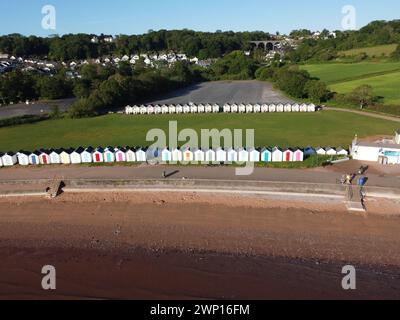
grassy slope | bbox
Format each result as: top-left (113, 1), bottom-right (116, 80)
top-left (339, 44), bottom-right (398, 57)
top-left (0, 111), bottom-right (398, 152)
top-left (300, 62), bottom-right (400, 84)
top-left (330, 72), bottom-right (400, 105)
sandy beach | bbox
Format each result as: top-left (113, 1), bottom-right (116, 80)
top-left (0, 192), bottom-right (399, 300)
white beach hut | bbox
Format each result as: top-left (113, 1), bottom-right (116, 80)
top-left (216, 148), bottom-right (227, 162)
top-left (212, 104), bottom-right (220, 113)
top-left (197, 104), bottom-right (205, 113)
top-left (190, 104), bottom-right (198, 114)
top-left (154, 105), bottom-right (162, 115)
top-left (140, 106), bottom-right (147, 115)
top-left (291, 103), bottom-right (300, 112)
top-left (60, 149), bottom-right (72, 164)
top-left (161, 105), bottom-right (169, 114)
top-left (81, 147), bottom-right (94, 163)
top-left (231, 103), bottom-right (239, 113)
top-left (183, 104), bottom-right (190, 114)
top-left (147, 105), bottom-right (155, 115)
top-left (49, 149), bottom-right (61, 164)
top-left (300, 103), bottom-right (308, 112)
top-left (193, 148), bottom-right (205, 162)
top-left (132, 106), bottom-right (140, 115)
top-left (182, 147), bottom-right (194, 162)
top-left (161, 148), bottom-right (172, 162)
top-left (205, 104), bottom-right (212, 113)
top-left (307, 103), bottom-right (316, 112)
top-left (326, 147), bottom-right (337, 156)
top-left (284, 103), bottom-right (292, 112)
top-left (171, 148), bottom-right (183, 162)
top-left (205, 149), bottom-right (216, 162)
top-left (261, 104), bottom-right (269, 113)
top-left (223, 104), bottom-right (231, 113)
top-left (238, 104), bottom-right (246, 114)
top-left (272, 147), bottom-right (283, 162)
top-left (277, 104), bottom-right (284, 113)
top-left (227, 148), bottom-right (238, 162)
top-left (103, 147), bottom-right (115, 163)
top-left (283, 148), bottom-right (294, 162)
top-left (168, 104), bottom-right (176, 114)
top-left (136, 148), bottom-right (147, 162)
top-left (246, 104), bottom-right (254, 113)
top-left (238, 148), bottom-right (249, 162)
top-left (2, 152), bottom-right (17, 166)
top-left (253, 104), bottom-right (261, 113)
top-left (248, 148), bottom-right (261, 162)
top-left (269, 104), bottom-right (276, 112)
top-left (336, 147), bottom-right (349, 156)
top-left (17, 151), bottom-right (30, 166)
top-left (176, 104), bottom-right (183, 114)
top-left (315, 147), bottom-right (326, 156)
top-left (39, 150), bottom-right (51, 165)
top-left (125, 147), bottom-right (137, 162)
top-left (70, 148), bottom-right (83, 164)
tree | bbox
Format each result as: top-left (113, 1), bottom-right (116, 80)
top-left (349, 85), bottom-right (375, 109)
top-left (391, 44), bottom-right (400, 60)
top-left (305, 80), bottom-right (329, 103)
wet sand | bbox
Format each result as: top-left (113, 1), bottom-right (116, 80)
top-left (0, 192), bottom-right (399, 299)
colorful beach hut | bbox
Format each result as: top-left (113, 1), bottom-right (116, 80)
top-left (60, 148), bottom-right (72, 164)
top-left (93, 147), bottom-right (104, 163)
top-left (293, 148), bottom-right (304, 162)
top-left (261, 148), bottom-right (272, 163)
top-left (115, 147), bottom-right (127, 162)
top-left (29, 151), bottom-right (41, 165)
top-left (283, 148), bottom-right (294, 162)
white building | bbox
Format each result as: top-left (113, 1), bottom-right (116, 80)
top-left (2, 152), bottom-right (17, 166)
top-left (17, 152), bottom-right (30, 166)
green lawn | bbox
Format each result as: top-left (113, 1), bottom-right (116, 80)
top-left (329, 72), bottom-right (400, 105)
top-left (301, 62), bottom-right (400, 84)
top-left (0, 111), bottom-right (398, 152)
top-left (339, 44), bottom-right (398, 57)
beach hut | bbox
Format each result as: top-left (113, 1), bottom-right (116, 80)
top-left (2, 152), bottom-right (17, 166)
top-left (136, 148), bottom-right (147, 162)
top-left (154, 105), bottom-right (162, 115)
top-left (193, 148), bottom-right (205, 162)
top-left (161, 147), bottom-right (172, 162)
top-left (277, 104), bottom-right (284, 113)
top-left (304, 147), bottom-right (316, 157)
top-left (261, 104), bottom-right (269, 113)
top-left (104, 147), bottom-right (115, 163)
top-left (29, 151), bottom-right (41, 165)
top-left (336, 147), bottom-right (349, 156)
top-left (0, 153), bottom-right (3, 167)
top-left (49, 149), bottom-right (61, 164)
top-left (161, 105), bottom-right (169, 114)
top-left (190, 104), bottom-right (198, 114)
top-left (223, 104), bottom-right (231, 113)
top-left (60, 149), bottom-right (72, 164)
top-left (70, 147), bottom-right (84, 164)
top-left (293, 148), bottom-right (304, 162)
top-left (197, 104), bottom-right (205, 113)
top-left (93, 147), bottom-right (104, 163)
top-left (227, 148), bottom-right (238, 162)
top-left (315, 147), bottom-right (326, 156)
top-left (231, 103), bottom-right (239, 113)
top-left (248, 148), bottom-right (261, 162)
top-left (182, 147), bottom-right (194, 162)
top-left (216, 148), bottom-right (227, 162)
top-left (38, 150), bottom-right (50, 165)
top-left (125, 147), bottom-right (137, 162)
top-left (326, 147), bottom-right (337, 156)
top-left (147, 105), bottom-right (155, 115)
top-left (253, 104), bottom-right (261, 113)
top-left (132, 106), bottom-right (140, 115)
top-left (246, 104), bottom-right (254, 113)
top-left (125, 105), bottom-right (133, 115)
top-left (17, 151), bottom-right (30, 166)
top-left (300, 104), bottom-right (308, 112)
top-left (283, 148), bottom-right (294, 162)
top-left (171, 148), bottom-right (183, 162)
top-left (81, 147), bottom-right (94, 163)
top-left (261, 148), bottom-right (272, 163)
top-left (183, 104), bottom-right (190, 114)
top-left (238, 104), bottom-right (246, 114)
top-left (292, 103), bottom-right (300, 112)
top-left (272, 147), bottom-right (283, 162)
top-left (307, 103), bottom-right (316, 112)
top-left (212, 104), bottom-right (220, 113)
top-left (284, 104), bottom-right (292, 112)
top-left (205, 149), bottom-right (216, 162)
top-left (168, 104), bottom-right (176, 114)
top-left (115, 147), bottom-right (127, 162)
top-left (140, 106), bottom-right (147, 115)
top-left (176, 104), bottom-right (183, 114)
top-left (238, 148), bottom-right (249, 162)
top-left (205, 104), bottom-right (212, 113)
top-left (269, 104), bottom-right (276, 112)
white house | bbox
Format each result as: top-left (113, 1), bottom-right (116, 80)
top-left (300, 104), bottom-right (308, 112)
top-left (171, 148), bottom-right (183, 162)
top-left (326, 147), bottom-right (337, 156)
top-left (246, 104), bottom-right (254, 113)
top-left (315, 147), bottom-right (326, 156)
top-left (223, 104), bottom-right (231, 113)
top-left (49, 149), bottom-right (61, 164)
top-left (292, 104), bottom-right (300, 112)
top-left (136, 148), bottom-right (147, 162)
top-left (336, 147), bottom-right (349, 156)
top-left (147, 105), bottom-right (155, 115)
top-left (261, 104), bottom-right (269, 113)
top-left (140, 106), bottom-right (147, 115)
top-left (161, 148), bottom-right (172, 162)
top-left (154, 105), bottom-right (162, 115)
top-left (2, 152), bottom-right (17, 166)
top-left (212, 104), bottom-right (220, 113)
top-left (248, 148), bottom-right (260, 162)
top-left (176, 104), bottom-right (184, 114)
top-left (17, 151), bottom-right (30, 166)
top-left (81, 147), bottom-right (93, 163)
top-left (284, 104), bottom-right (292, 112)
top-left (216, 148), bottom-right (227, 162)
top-left (277, 104), bottom-right (284, 112)
top-left (205, 104), bottom-right (212, 113)
top-left (231, 104), bottom-right (239, 113)
top-left (261, 148), bottom-right (272, 163)
top-left (0, 153), bottom-right (3, 167)
top-left (238, 104), bottom-right (246, 114)
top-left (227, 148), bottom-right (238, 162)
top-left (269, 104), bottom-right (277, 112)
top-left (351, 136), bottom-right (400, 164)
top-left (60, 149), bottom-right (72, 164)
top-left (70, 148), bottom-right (83, 164)
top-left (190, 104), bottom-right (198, 114)
top-left (183, 104), bottom-right (190, 114)
top-left (253, 104), bottom-right (261, 113)
top-left (205, 149), bottom-right (216, 162)
top-left (272, 147), bottom-right (283, 162)
top-left (168, 105), bottom-right (176, 114)
top-left (197, 104), bottom-right (205, 113)
top-left (193, 148), bottom-right (205, 162)
top-left (161, 105), bottom-right (169, 114)
top-left (132, 106), bottom-right (140, 115)
top-left (307, 104), bottom-right (316, 112)
top-left (238, 148), bottom-right (249, 162)
top-left (126, 147), bottom-right (137, 162)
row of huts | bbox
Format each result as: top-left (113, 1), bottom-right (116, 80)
top-left (125, 103), bottom-right (318, 115)
top-left (0, 146), bottom-right (348, 167)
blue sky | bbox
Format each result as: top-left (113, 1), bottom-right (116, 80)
top-left (1, 0), bottom-right (400, 36)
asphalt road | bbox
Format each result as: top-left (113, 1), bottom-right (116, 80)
top-left (0, 98), bottom-right (75, 119)
top-left (146, 80), bottom-right (294, 105)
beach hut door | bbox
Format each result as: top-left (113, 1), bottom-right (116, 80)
top-left (95, 153), bottom-right (100, 162)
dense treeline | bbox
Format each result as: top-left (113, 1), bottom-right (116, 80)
top-left (288, 20), bottom-right (400, 62)
top-left (0, 30), bottom-right (271, 61)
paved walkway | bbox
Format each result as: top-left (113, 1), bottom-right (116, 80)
top-left (325, 107), bottom-right (400, 123)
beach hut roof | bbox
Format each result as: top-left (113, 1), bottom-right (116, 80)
top-left (95, 147), bottom-right (104, 153)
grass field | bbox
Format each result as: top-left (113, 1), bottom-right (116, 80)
top-left (330, 72), bottom-right (400, 105)
top-left (339, 44), bottom-right (398, 57)
top-left (0, 111), bottom-right (398, 152)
